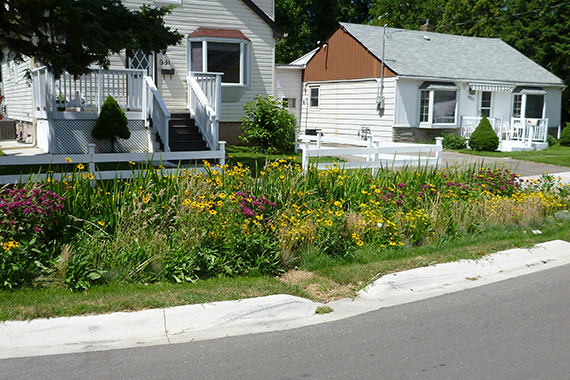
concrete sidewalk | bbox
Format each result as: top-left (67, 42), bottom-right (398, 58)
top-left (2, 240), bottom-right (570, 360)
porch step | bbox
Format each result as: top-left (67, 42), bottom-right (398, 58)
top-left (168, 112), bottom-right (208, 152)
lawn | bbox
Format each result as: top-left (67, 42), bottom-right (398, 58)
top-left (457, 144), bottom-right (570, 167)
top-left (2, 146), bottom-right (570, 321)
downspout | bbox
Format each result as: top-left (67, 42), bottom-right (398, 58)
top-left (29, 57), bottom-right (38, 149)
top-left (377, 24), bottom-right (387, 116)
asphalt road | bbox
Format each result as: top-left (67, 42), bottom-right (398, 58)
top-left (3, 263), bottom-right (569, 380)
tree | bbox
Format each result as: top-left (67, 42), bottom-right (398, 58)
top-left (0, 0), bottom-right (183, 77)
top-left (469, 116), bottom-right (499, 151)
top-left (276, 0), bottom-right (372, 64)
top-left (92, 96), bottom-right (130, 153)
top-left (240, 95), bottom-right (297, 154)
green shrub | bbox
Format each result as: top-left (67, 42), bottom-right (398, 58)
top-left (547, 134), bottom-right (558, 146)
top-left (468, 116), bottom-right (499, 151)
top-left (92, 96), bottom-right (130, 153)
top-left (559, 123), bottom-right (570, 146)
top-left (240, 95), bottom-right (296, 154)
top-left (442, 133), bottom-right (467, 150)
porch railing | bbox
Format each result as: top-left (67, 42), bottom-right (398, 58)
top-left (144, 76), bottom-right (170, 152)
top-left (32, 67), bottom-right (146, 118)
top-left (187, 72), bottom-right (222, 150)
top-left (460, 116), bottom-right (503, 140)
top-left (509, 118), bottom-right (549, 145)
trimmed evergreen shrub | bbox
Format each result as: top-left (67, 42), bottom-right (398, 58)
top-left (468, 116), bottom-right (499, 151)
top-left (442, 133), bottom-right (467, 150)
top-left (92, 96), bottom-right (130, 152)
top-left (559, 123), bottom-right (570, 146)
top-left (240, 95), bottom-right (296, 154)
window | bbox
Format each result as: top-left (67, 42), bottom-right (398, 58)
top-left (512, 87), bottom-right (546, 119)
top-left (310, 87), bottom-right (319, 107)
top-left (189, 38), bottom-right (250, 86)
top-left (419, 82), bottom-right (458, 126)
top-left (480, 91), bottom-right (491, 117)
top-left (512, 94), bottom-right (522, 118)
top-left (282, 98), bottom-right (296, 109)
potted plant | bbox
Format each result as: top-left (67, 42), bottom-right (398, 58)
top-left (55, 94), bottom-right (66, 111)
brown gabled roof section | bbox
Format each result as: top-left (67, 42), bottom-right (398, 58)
top-left (304, 24), bottom-right (396, 82)
top-left (241, 0), bottom-right (284, 39)
top-left (189, 28), bottom-right (251, 41)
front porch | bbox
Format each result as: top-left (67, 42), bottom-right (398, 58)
top-left (459, 116), bottom-right (551, 152)
top-left (31, 67), bottom-right (222, 155)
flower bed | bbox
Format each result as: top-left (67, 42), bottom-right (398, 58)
top-left (1, 159), bottom-right (568, 290)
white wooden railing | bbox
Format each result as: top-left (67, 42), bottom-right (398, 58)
top-left (32, 67), bottom-right (146, 118)
top-left (144, 76), bottom-right (170, 152)
top-left (187, 72), bottom-right (222, 151)
top-left (460, 116), bottom-right (503, 140)
top-left (298, 134), bottom-right (442, 172)
top-left (0, 143), bottom-right (226, 185)
top-left (508, 117), bottom-right (548, 145)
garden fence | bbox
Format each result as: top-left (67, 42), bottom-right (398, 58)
top-left (299, 134), bottom-right (442, 172)
top-left (0, 143), bottom-right (226, 185)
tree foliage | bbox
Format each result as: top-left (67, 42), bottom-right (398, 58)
top-left (0, 0), bottom-right (183, 77)
top-left (369, 0), bottom-right (570, 121)
top-left (240, 95), bottom-right (297, 154)
top-left (276, 0), bottom-right (372, 64)
top-left (92, 96), bottom-right (130, 153)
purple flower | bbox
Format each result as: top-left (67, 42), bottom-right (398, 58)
top-left (397, 183), bottom-right (406, 188)
top-left (34, 226), bottom-right (43, 233)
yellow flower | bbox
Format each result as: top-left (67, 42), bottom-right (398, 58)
top-left (143, 196), bottom-right (149, 203)
top-left (209, 209), bottom-right (217, 215)
top-left (98, 221), bottom-right (105, 227)
top-left (65, 157), bottom-right (72, 163)
top-left (3, 241), bottom-right (19, 250)
top-left (325, 220), bottom-right (333, 227)
top-left (87, 173), bottom-right (94, 180)
top-left (129, 161), bottom-right (135, 165)
top-left (77, 163), bottom-right (85, 170)
top-left (183, 199), bottom-right (191, 206)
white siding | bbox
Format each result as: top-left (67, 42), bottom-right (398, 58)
top-left (545, 87), bottom-right (562, 129)
top-left (274, 66), bottom-right (302, 124)
top-left (1, 58), bottom-right (34, 123)
top-left (393, 78), bottom-right (418, 127)
top-left (120, 0), bottom-right (276, 122)
top-left (302, 78), bottom-right (396, 142)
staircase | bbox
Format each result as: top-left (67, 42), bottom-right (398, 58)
top-left (167, 112), bottom-right (209, 152)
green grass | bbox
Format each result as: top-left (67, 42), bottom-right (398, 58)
top-left (3, 216), bottom-right (569, 322)
top-left (0, 276), bottom-right (309, 321)
top-left (457, 144), bottom-right (570, 167)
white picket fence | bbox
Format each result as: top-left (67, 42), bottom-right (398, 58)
top-left (0, 143), bottom-right (226, 185)
top-left (299, 134), bottom-right (442, 171)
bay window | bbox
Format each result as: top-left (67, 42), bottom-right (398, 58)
top-left (419, 82), bottom-right (458, 127)
top-left (512, 87), bottom-right (545, 119)
top-left (188, 29), bottom-right (251, 87)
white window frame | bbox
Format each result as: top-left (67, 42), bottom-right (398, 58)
top-left (512, 87), bottom-right (546, 119)
top-left (479, 91), bottom-right (492, 117)
top-left (418, 83), bottom-right (459, 128)
top-left (153, 0), bottom-right (181, 4)
top-left (282, 98), bottom-right (296, 109)
top-left (188, 37), bottom-right (251, 88)
top-left (309, 87), bottom-right (319, 108)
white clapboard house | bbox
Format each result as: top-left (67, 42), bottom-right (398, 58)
top-left (278, 23), bottom-right (564, 152)
top-left (0, 0), bottom-right (283, 154)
